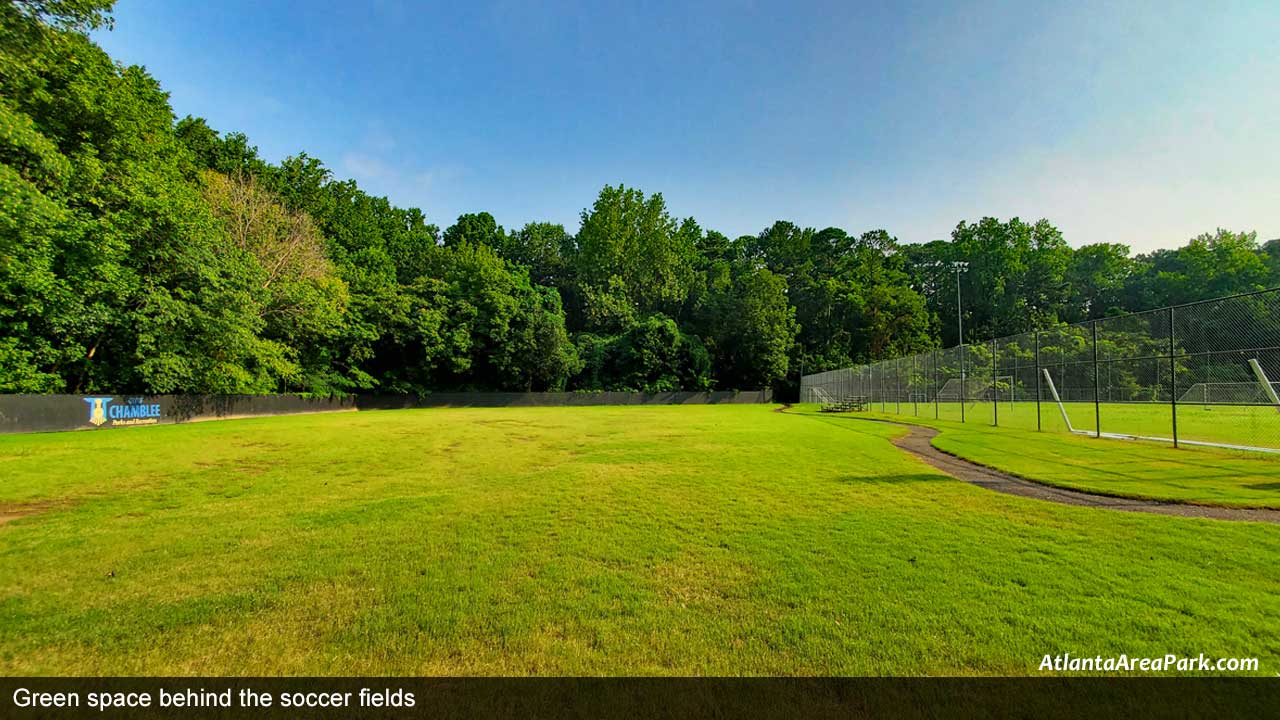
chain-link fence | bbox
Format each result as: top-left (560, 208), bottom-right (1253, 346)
top-left (800, 287), bottom-right (1280, 453)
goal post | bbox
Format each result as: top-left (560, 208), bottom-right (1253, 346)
top-left (937, 375), bottom-right (1014, 406)
top-left (1177, 378), bottom-right (1280, 409)
top-left (1041, 368), bottom-right (1075, 432)
top-left (993, 375), bottom-right (1015, 408)
top-left (1176, 382), bottom-right (1280, 404)
top-left (936, 378), bottom-right (964, 402)
top-left (1249, 358), bottom-right (1280, 413)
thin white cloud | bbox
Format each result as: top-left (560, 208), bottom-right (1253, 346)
top-left (413, 164), bottom-right (467, 193)
top-left (360, 121), bottom-right (396, 154)
top-left (341, 151), bottom-right (392, 181)
top-left (337, 137), bottom-right (469, 221)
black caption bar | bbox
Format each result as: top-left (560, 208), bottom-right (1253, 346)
top-left (1, 678), bottom-right (1275, 720)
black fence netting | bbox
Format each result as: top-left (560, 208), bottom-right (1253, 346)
top-left (800, 288), bottom-right (1280, 453)
top-left (0, 390), bottom-right (774, 434)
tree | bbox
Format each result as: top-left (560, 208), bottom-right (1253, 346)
top-left (570, 185), bottom-right (698, 330)
top-left (843, 230), bottom-right (933, 360)
top-left (1264, 238), bottom-right (1280, 286)
top-left (1065, 243), bottom-right (1133, 321)
top-left (0, 6), bottom-right (297, 394)
top-left (18, 0), bottom-right (1280, 401)
top-left (914, 217), bottom-right (1071, 345)
top-left (692, 265), bottom-right (796, 389)
top-left (769, 226), bottom-right (931, 378)
top-left (571, 315), bottom-right (711, 392)
top-left (200, 170), bottom-right (349, 392)
top-left (442, 211), bottom-right (505, 250)
top-left (505, 221), bottom-right (571, 287)
top-left (174, 117), bottom-right (267, 176)
top-left (2, 0), bottom-right (114, 32)
top-left (407, 242), bottom-right (578, 392)
top-left (1123, 229), bottom-right (1270, 310)
top-left (739, 221), bottom-right (815, 278)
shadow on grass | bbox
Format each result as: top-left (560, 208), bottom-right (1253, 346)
top-left (1245, 482), bottom-right (1280, 491)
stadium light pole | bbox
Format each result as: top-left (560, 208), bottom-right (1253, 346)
top-left (951, 262), bottom-right (969, 421)
top-left (924, 259), bottom-right (969, 420)
top-left (952, 261), bottom-right (969, 346)
top-left (923, 259), bottom-right (969, 346)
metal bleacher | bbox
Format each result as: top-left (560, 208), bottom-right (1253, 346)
top-left (820, 395), bottom-right (868, 413)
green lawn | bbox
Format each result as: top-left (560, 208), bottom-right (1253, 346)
top-left (1, 405), bottom-right (1277, 675)
top-left (866, 398), bottom-right (1280, 452)
top-left (803, 403), bottom-right (1280, 508)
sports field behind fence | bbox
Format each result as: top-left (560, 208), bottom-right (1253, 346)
top-left (801, 288), bottom-right (1280, 453)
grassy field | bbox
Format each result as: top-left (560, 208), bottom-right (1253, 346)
top-left (871, 398), bottom-right (1280, 451)
top-left (1, 405), bottom-right (1277, 675)
top-left (813, 403), bottom-right (1280, 508)
top-left (921, 420), bottom-right (1280, 509)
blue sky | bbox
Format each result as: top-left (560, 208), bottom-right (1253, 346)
top-left (95, 0), bottom-right (1280, 251)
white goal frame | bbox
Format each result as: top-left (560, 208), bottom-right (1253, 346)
top-left (1177, 381), bottom-right (1280, 405)
top-left (1249, 358), bottom-right (1280, 413)
top-left (1176, 360), bottom-right (1280, 413)
top-left (935, 378), bottom-right (965, 402)
top-left (1045, 360), bottom-right (1280, 454)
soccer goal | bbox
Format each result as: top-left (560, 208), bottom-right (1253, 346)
top-left (934, 376), bottom-right (1014, 407)
top-left (991, 375), bottom-right (1015, 407)
top-left (936, 378), bottom-right (965, 402)
top-left (1047, 359), bottom-right (1280, 453)
top-left (1177, 382), bottom-right (1280, 405)
top-left (1178, 359), bottom-right (1280, 412)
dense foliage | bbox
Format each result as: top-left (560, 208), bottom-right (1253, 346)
top-left (3, 2), bottom-right (1278, 396)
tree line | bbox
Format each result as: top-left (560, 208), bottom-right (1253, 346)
top-left (3, 1), bottom-right (1279, 398)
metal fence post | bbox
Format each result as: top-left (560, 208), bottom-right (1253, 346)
top-left (933, 349), bottom-right (939, 419)
top-left (880, 362), bottom-right (886, 413)
top-left (992, 337), bottom-right (999, 427)
top-left (1092, 320), bottom-right (1101, 438)
top-left (896, 357), bottom-right (902, 415)
top-left (1170, 305), bottom-right (1179, 448)
top-left (1034, 330), bottom-right (1042, 432)
top-left (912, 354), bottom-right (918, 416)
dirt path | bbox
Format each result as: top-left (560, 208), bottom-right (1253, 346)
top-left (780, 406), bottom-right (1280, 524)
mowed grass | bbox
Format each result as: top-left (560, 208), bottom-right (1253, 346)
top-left (814, 403), bottom-right (1280, 508)
top-left (1, 405), bottom-right (1277, 675)
top-left (870, 398), bottom-right (1280, 449)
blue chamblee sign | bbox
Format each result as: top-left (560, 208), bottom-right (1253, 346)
top-left (82, 396), bottom-right (163, 427)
